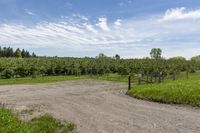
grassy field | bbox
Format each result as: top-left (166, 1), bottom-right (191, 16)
top-left (128, 71), bottom-right (200, 107)
top-left (0, 74), bottom-right (131, 86)
top-left (0, 107), bottom-right (75, 133)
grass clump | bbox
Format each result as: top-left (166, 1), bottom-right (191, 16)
top-left (0, 107), bottom-right (75, 133)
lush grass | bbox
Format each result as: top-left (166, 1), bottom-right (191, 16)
top-left (128, 72), bottom-right (200, 107)
top-left (0, 74), bottom-right (132, 86)
top-left (90, 74), bottom-right (130, 82)
top-left (0, 107), bottom-right (75, 133)
top-left (0, 75), bottom-right (88, 86)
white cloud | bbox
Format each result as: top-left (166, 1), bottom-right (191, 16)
top-left (127, 0), bottom-right (133, 4)
top-left (114, 19), bottom-right (122, 27)
top-left (83, 23), bottom-right (98, 33)
top-left (118, 0), bottom-right (133, 7)
top-left (24, 9), bottom-right (34, 16)
top-left (161, 7), bottom-right (200, 21)
top-left (1, 8), bottom-right (200, 58)
top-left (96, 17), bottom-right (110, 31)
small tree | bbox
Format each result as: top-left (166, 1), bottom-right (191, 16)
top-left (32, 52), bottom-right (37, 57)
top-left (115, 54), bottom-right (120, 60)
top-left (21, 49), bottom-right (26, 58)
top-left (150, 48), bottom-right (162, 60)
top-left (14, 48), bottom-right (22, 58)
top-left (97, 53), bottom-right (106, 58)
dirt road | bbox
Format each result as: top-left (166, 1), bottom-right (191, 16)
top-left (0, 80), bottom-right (200, 133)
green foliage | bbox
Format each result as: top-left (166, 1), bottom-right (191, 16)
top-left (150, 48), bottom-right (162, 60)
top-left (128, 71), bottom-right (200, 106)
top-left (0, 75), bottom-right (88, 85)
top-left (28, 115), bottom-right (75, 133)
top-left (0, 107), bottom-right (29, 133)
top-left (169, 56), bottom-right (186, 61)
top-left (0, 107), bottom-right (75, 133)
top-left (1, 69), bottom-right (14, 79)
top-left (0, 47), bottom-right (35, 58)
top-left (0, 51), bottom-right (199, 80)
top-left (114, 54), bottom-right (120, 60)
top-left (14, 48), bottom-right (22, 58)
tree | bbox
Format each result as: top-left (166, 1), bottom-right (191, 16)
top-left (0, 47), bottom-right (34, 58)
top-left (150, 48), bottom-right (162, 60)
top-left (97, 53), bottom-right (106, 58)
top-left (14, 48), bottom-right (22, 58)
top-left (21, 49), bottom-right (26, 58)
top-left (25, 51), bottom-right (31, 57)
top-left (115, 54), bottom-right (120, 60)
top-left (32, 52), bottom-right (37, 57)
top-left (169, 56), bottom-right (186, 61)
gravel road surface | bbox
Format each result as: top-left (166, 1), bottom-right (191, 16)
top-left (0, 80), bottom-right (200, 133)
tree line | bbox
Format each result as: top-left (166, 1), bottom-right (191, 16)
top-left (0, 56), bottom-right (199, 79)
top-left (0, 47), bottom-right (37, 58)
top-left (0, 47), bottom-right (199, 79)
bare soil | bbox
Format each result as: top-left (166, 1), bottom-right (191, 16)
top-left (0, 80), bottom-right (200, 133)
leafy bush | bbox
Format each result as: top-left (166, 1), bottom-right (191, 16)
top-left (1, 69), bottom-right (14, 79)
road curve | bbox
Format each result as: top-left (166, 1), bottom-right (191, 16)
top-left (0, 80), bottom-right (200, 133)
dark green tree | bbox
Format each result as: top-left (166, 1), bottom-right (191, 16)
top-left (150, 48), bottom-right (162, 60)
top-left (14, 48), bottom-right (22, 58)
top-left (115, 54), bottom-right (120, 60)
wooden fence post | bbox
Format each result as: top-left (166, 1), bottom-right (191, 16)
top-left (173, 71), bottom-right (176, 80)
top-left (128, 74), bottom-right (131, 90)
top-left (150, 74), bottom-right (153, 82)
top-left (138, 74), bottom-right (142, 85)
top-left (146, 72), bottom-right (149, 83)
top-left (162, 72), bottom-right (165, 81)
top-left (158, 72), bottom-right (162, 83)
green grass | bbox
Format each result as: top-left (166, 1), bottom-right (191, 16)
top-left (90, 74), bottom-right (130, 82)
top-left (0, 74), bottom-right (132, 86)
top-left (0, 75), bottom-right (88, 86)
top-left (128, 72), bottom-right (200, 107)
top-left (0, 107), bottom-right (75, 133)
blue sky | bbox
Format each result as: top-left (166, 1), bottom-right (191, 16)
top-left (0, 0), bottom-right (200, 58)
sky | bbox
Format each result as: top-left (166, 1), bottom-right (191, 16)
top-left (0, 0), bottom-right (200, 58)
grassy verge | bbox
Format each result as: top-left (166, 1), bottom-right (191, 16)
top-left (0, 74), bottom-right (131, 86)
top-left (0, 72), bottom-right (197, 86)
top-left (128, 74), bottom-right (200, 107)
top-left (0, 75), bottom-right (89, 86)
top-left (90, 74), bottom-right (130, 82)
top-left (0, 107), bottom-right (75, 133)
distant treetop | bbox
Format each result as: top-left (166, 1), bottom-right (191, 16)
top-left (0, 46), bottom-right (37, 58)
top-left (150, 48), bottom-right (162, 60)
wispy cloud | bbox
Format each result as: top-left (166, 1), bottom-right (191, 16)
top-left (161, 7), bottom-right (200, 21)
top-left (118, 0), bottom-right (133, 7)
top-left (0, 7), bottom-right (200, 58)
top-left (114, 19), bottom-right (122, 26)
top-left (96, 17), bottom-right (110, 31)
top-left (24, 9), bottom-right (35, 16)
